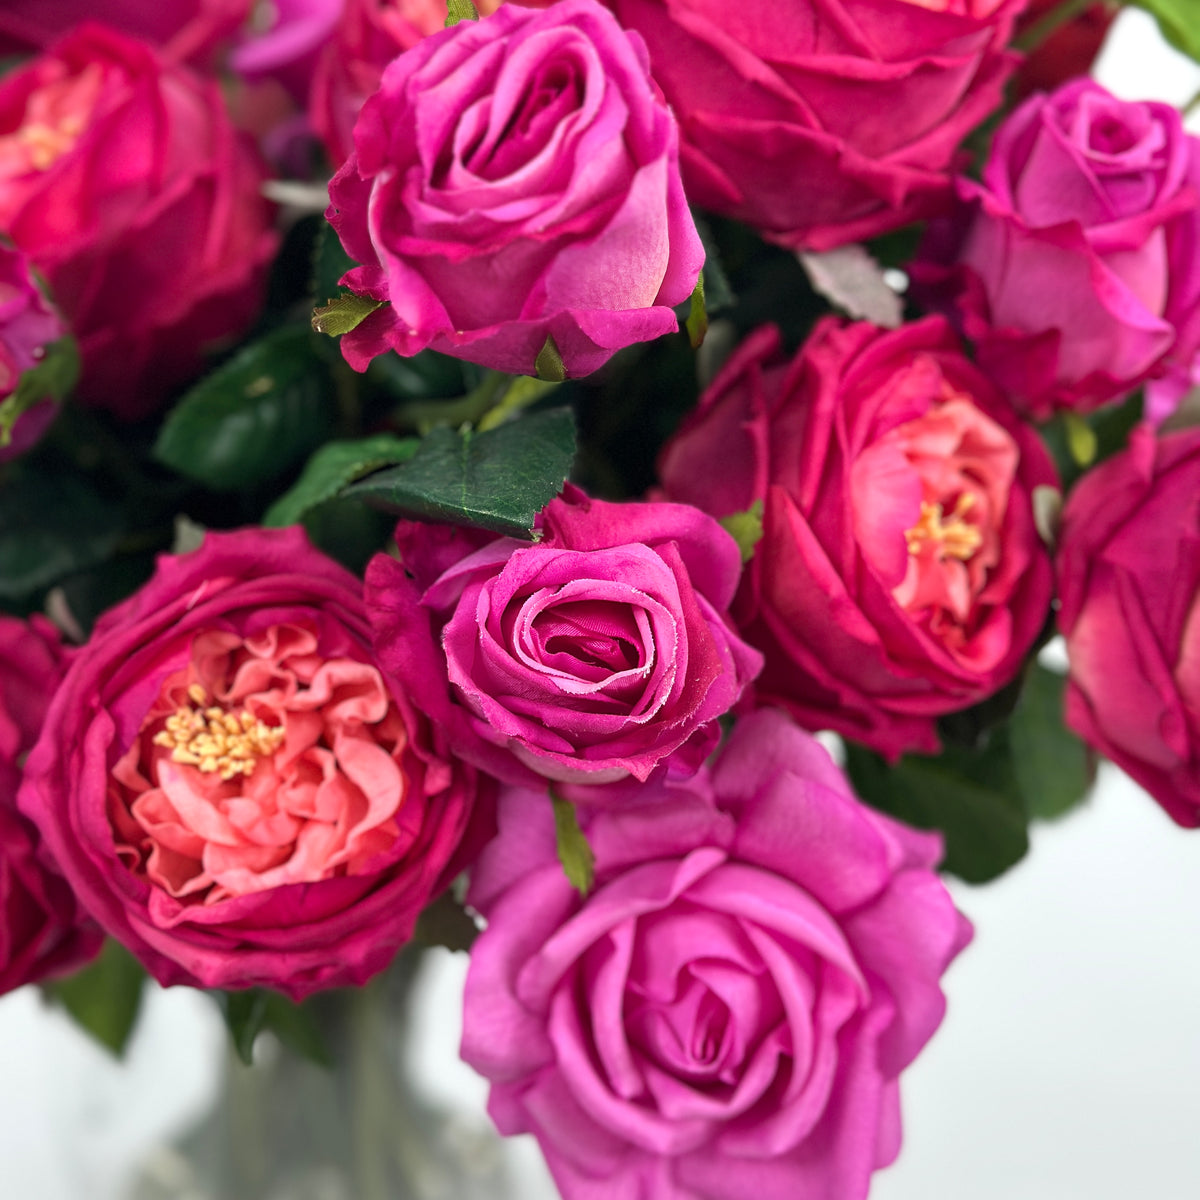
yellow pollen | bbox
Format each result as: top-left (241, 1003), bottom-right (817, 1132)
top-left (905, 494), bottom-right (982, 561)
top-left (151, 686), bottom-right (285, 781)
top-left (18, 115), bottom-right (83, 171)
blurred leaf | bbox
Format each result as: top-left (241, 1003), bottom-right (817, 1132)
top-left (312, 293), bottom-right (384, 337)
top-left (693, 214), bottom-right (735, 313)
top-left (154, 327), bottom-right (336, 491)
top-left (552, 792), bottom-right (594, 896)
top-left (312, 221), bottom-right (357, 306)
top-left (414, 891), bottom-right (480, 953)
top-left (366, 349), bottom-right (469, 401)
top-left (718, 500), bottom-right (764, 564)
top-left (264, 434), bottom-right (419, 527)
top-left (47, 941), bottom-right (146, 1057)
top-left (845, 738), bottom-right (1030, 884)
top-left (1131, 0), bottom-right (1200, 63)
top-left (798, 244), bottom-right (903, 329)
top-left (0, 335), bottom-right (78, 448)
top-left (1009, 664), bottom-right (1095, 821)
top-left (301, 497), bottom-right (395, 574)
top-left (1063, 410), bottom-right (1097, 467)
top-left (0, 470), bottom-right (123, 599)
top-left (344, 406), bottom-right (576, 537)
top-left (219, 989), bottom-right (332, 1068)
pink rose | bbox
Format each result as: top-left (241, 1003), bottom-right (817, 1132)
top-left (658, 318), bottom-right (1058, 759)
top-left (914, 80), bottom-right (1200, 421)
top-left (365, 486), bottom-right (761, 790)
top-left (0, 241), bottom-right (69, 461)
top-left (462, 708), bottom-right (972, 1200)
top-left (17, 527), bottom-right (489, 999)
top-left (327, 0), bottom-right (703, 379)
top-left (592, 0), bottom-right (1023, 251)
top-left (0, 614), bottom-right (102, 994)
top-left (1057, 427), bottom-right (1200, 828)
top-left (0, 25), bottom-right (278, 419)
top-left (0, 0), bottom-right (250, 64)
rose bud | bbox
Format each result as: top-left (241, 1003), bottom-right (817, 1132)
top-left (0, 24), bottom-right (279, 419)
top-left (365, 486), bottom-right (762, 794)
top-left (462, 708), bottom-right (972, 1200)
top-left (913, 79), bottom-right (1200, 422)
top-left (325, 0), bottom-right (703, 380)
top-left (1057, 426), bottom-right (1200, 828)
top-left (0, 615), bottom-right (102, 994)
top-left (0, 241), bottom-right (74, 462)
top-left (658, 318), bottom-right (1058, 759)
top-left (17, 527), bottom-right (490, 998)
top-left (591, 0), bottom-right (1024, 251)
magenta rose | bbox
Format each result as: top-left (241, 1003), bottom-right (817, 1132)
top-left (0, 614), bottom-right (102, 994)
top-left (462, 708), bottom-right (972, 1200)
top-left (17, 527), bottom-right (489, 998)
top-left (0, 25), bottom-right (278, 419)
top-left (327, 0), bottom-right (703, 379)
top-left (0, 241), bottom-right (70, 461)
top-left (1057, 427), bottom-right (1200, 828)
top-left (592, 0), bottom-right (1023, 251)
top-left (0, 0), bottom-right (249, 64)
top-left (658, 318), bottom-right (1058, 759)
top-left (366, 486), bottom-right (761, 791)
top-left (914, 80), bottom-right (1200, 422)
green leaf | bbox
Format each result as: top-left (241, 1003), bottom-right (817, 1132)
top-left (718, 500), bottom-right (763, 564)
top-left (0, 470), bottom-right (124, 600)
top-left (344, 406), bottom-right (576, 537)
top-left (46, 940), bottom-right (146, 1056)
top-left (311, 292), bottom-right (384, 337)
top-left (1131, 0), bottom-right (1200, 63)
top-left (445, 0), bottom-right (480, 25)
top-left (845, 738), bottom-right (1030, 884)
top-left (414, 891), bottom-right (480, 953)
top-left (154, 326), bottom-right (336, 491)
top-left (220, 990), bottom-right (270, 1065)
top-left (535, 335), bottom-right (567, 383)
top-left (685, 272), bottom-right (708, 349)
top-left (263, 434), bottom-right (419, 527)
top-left (1009, 664), bottom-right (1095, 821)
top-left (218, 989), bottom-right (333, 1067)
top-left (552, 792), bottom-right (595, 896)
top-left (0, 334), bottom-right (78, 448)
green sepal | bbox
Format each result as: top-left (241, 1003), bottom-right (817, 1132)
top-left (445, 0), bottom-right (480, 27)
top-left (685, 271), bottom-right (708, 349)
top-left (718, 500), bottom-right (764, 564)
top-left (311, 292), bottom-right (385, 337)
top-left (535, 335), bottom-right (567, 383)
top-left (552, 792), bottom-right (595, 897)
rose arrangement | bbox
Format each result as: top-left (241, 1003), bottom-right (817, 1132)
top-left (0, 1), bottom-right (1194, 1196)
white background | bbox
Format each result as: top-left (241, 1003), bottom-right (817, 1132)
top-left (1, 10), bottom-right (1199, 1199)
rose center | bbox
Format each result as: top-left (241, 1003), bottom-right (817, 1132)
top-left (151, 683), bottom-right (286, 781)
top-left (0, 65), bottom-right (103, 178)
top-left (905, 494), bottom-right (983, 563)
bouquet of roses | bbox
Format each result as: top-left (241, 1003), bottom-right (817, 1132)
top-left (0, 0), bottom-right (1196, 1197)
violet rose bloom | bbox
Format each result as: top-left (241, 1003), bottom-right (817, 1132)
top-left (463, 708), bottom-right (972, 1200)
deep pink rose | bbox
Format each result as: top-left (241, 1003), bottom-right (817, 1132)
top-left (1012, 0), bottom-right (1116, 101)
top-left (365, 486), bottom-right (762, 791)
top-left (592, 0), bottom-right (1023, 251)
top-left (0, 0), bottom-right (250, 64)
top-left (462, 708), bottom-right (972, 1200)
top-left (0, 25), bottom-right (278, 419)
top-left (658, 318), bottom-right (1058, 759)
top-left (0, 614), bottom-right (102, 994)
top-left (914, 80), bottom-right (1200, 422)
top-left (1057, 427), bottom-right (1200, 828)
top-left (17, 527), bottom-right (489, 999)
top-left (0, 241), bottom-right (68, 461)
top-left (327, 0), bottom-right (703, 379)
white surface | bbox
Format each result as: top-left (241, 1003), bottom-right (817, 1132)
top-left (2, 10), bottom-right (1199, 1200)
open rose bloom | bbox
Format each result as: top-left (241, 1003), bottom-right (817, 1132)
top-left (17, 528), bottom-right (488, 998)
top-left (463, 710), bottom-right (971, 1200)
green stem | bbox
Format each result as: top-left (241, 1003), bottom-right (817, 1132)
top-left (1013, 0), bottom-right (1094, 53)
top-left (392, 370), bottom-right (508, 433)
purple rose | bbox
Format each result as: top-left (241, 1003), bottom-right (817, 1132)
top-left (326, 0), bottom-right (703, 379)
top-left (462, 709), bottom-right (972, 1200)
top-left (366, 486), bottom-right (761, 791)
top-left (914, 79), bottom-right (1200, 421)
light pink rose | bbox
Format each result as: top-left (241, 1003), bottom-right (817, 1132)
top-left (658, 318), bottom-right (1058, 759)
top-left (17, 527), bottom-right (490, 998)
top-left (0, 25), bottom-right (278, 419)
top-left (327, 0), bottom-right (703, 379)
top-left (914, 80), bottom-right (1200, 421)
top-left (592, 0), bottom-right (1024, 250)
top-left (0, 614), bottom-right (102, 994)
top-left (365, 486), bottom-right (761, 792)
top-left (1057, 427), bottom-right (1200, 827)
top-left (0, 241), bottom-right (68, 461)
top-left (462, 708), bottom-right (972, 1200)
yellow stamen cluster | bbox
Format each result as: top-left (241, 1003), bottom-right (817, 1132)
top-left (905, 494), bottom-right (982, 562)
top-left (151, 684), bottom-right (285, 781)
top-left (19, 115), bottom-right (84, 171)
